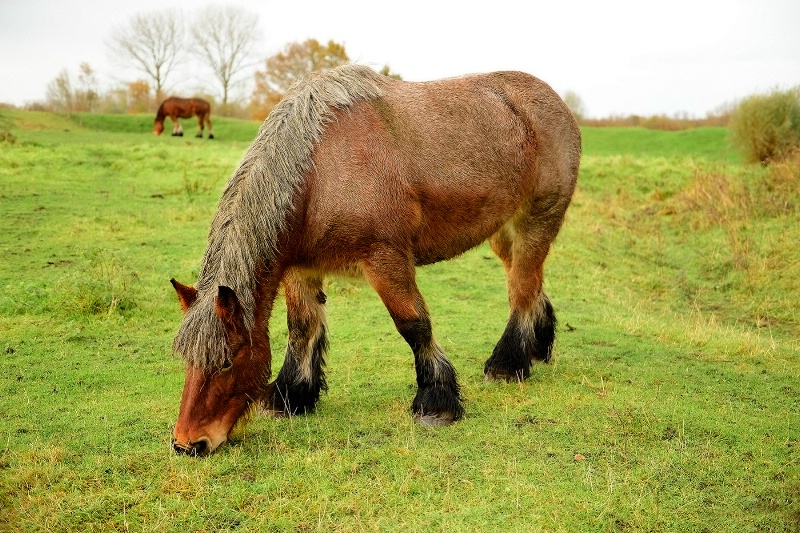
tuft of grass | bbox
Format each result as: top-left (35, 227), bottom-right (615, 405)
top-left (59, 251), bottom-right (139, 317)
top-left (0, 129), bottom-right (16, 144)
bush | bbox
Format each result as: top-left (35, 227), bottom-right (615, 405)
top-left (729, 86), bottom-right (800, 164)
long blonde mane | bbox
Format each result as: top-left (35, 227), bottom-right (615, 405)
top-left (174, 64), bottom-right (385, 367)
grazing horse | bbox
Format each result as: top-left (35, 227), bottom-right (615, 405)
top-left (170, 64), bottom-right (581, 456)
top-left (153, 97), bottom-right (214, 138)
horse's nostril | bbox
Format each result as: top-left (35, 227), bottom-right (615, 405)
top-left (190, 438), bottom-right (209, 456)
top-left (173, 439), bottom-right (189, 454)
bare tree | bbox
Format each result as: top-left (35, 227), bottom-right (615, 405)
top-left (75, 63), bottom-right (99, 112)
top-left (107, 10), bottom-right (185, 102)
top-left (46, 70), bottom-right (73, 113)
top-left (192, 6), bottom-right (261, 109)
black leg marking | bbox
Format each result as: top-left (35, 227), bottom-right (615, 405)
top-left (396, 317), bottom-right (464, 425)
top-left (268, 324), bottom-right (329, 416)
top-left (265, 276), bottom-right (329, 416)
top-left (484, 296), bottom-right (556, 382)
top-left (411, 355), bottom-right (464, 425)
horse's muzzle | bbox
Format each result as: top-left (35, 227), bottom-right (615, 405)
top-left (172, 437), bottom-right (212, 457)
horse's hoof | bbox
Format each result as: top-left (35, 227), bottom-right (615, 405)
top-left (260, 408), bottom-right (289, 418)
top-left (208, 134), bottom-right (214, 140)
top-left (414, 412), bottom-right (456, 426)
top-left (484, 368), bottom-right (526, 383)
top-left (257, 401), bottom-right (289, 418)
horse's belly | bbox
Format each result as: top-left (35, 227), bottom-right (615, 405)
top-left (411, 186), bottom-right (521, 265)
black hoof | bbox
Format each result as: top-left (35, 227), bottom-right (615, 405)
top-left (195, 133), bottom-right (203, 138)
top-left (258, 405), bottom-right (289, 418)
top-left (484, 367), bottom-right (528, 383)
top-left (484, 299), bottom-right (557, 381)
top-left (415, 412), bottom-right (457, 426)
top-left (412, 383), bottom-right (464, 425)
top-left (266, 379), bottom-right (324, 417)
top-left (483, 330), bottom-right (534, 382)
top-left (208, 134), bottom-right (214, 140)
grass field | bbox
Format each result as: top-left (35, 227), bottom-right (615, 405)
top-left (0, 109), bottom-right (798, 532)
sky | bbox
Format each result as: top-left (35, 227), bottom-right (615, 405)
top-left (1, 0), bottom-right (798, 118)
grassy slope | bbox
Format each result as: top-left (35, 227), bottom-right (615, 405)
top-left (0, 112), bottom-right (797, 532)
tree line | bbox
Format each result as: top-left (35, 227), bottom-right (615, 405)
top-left (39, 6), bottom-right (399, 120)
top-left (29, 6), bottom-right (800, 165)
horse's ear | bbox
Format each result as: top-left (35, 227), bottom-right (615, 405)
top-left (215, 286), bottom-right (245, 335)
top-left (170, 279), bottom-right (198, 313)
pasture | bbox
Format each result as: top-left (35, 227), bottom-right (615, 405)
top-left (0, 110), bottom-right (797, 531)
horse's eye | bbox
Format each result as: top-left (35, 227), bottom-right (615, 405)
top-left (220, 359), bottom-right (233, 371)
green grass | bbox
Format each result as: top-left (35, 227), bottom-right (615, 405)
top-left (0, 112), bottom-right (797, 532)
top-left (582, 126), bottom-right (742, 163)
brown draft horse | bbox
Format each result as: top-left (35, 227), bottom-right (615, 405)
top-left (153, 97), bottom-right (214, 138)
top-left (170, 64), bottom-right (581, 455)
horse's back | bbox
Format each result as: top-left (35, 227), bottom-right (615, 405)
top-left (162, 97), bottom-right (210, 118)
top-left (363, 70), bottom-right (579, 196)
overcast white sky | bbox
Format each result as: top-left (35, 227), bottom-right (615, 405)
top-left (1, 0), bottom-right (798, 118)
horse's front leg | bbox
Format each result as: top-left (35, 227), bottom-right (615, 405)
top-left (362, 246), bottom-right (464, 425)
top-left (171, 117), bottom-right (184, 136)
top-left (265, 270), bottom-right (329, 416)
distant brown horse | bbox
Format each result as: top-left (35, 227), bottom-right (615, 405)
top-left (170, 65), bottom-right (581, 455)
top-left (153, 97), bottom-right (214, 138)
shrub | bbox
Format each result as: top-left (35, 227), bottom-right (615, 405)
top-left (729, 86), bottom-right (800, 164)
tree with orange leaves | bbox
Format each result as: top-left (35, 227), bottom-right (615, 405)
top-left (250, 39), bottom-right (350, 121)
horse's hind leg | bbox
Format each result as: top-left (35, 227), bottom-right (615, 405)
top-left (265, 270), bottom-right (329, 416)
top-left (206, 115), bottom-right (214, 139)
top-left (362, 246), bottom-right (464, 425)
top-left (484, 208), bottom-right (563, 381)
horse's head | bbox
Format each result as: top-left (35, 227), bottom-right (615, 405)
top-left (170, 279), bottom-right (271, 456)
top-left (153, 120), bottom-right (165, 136)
